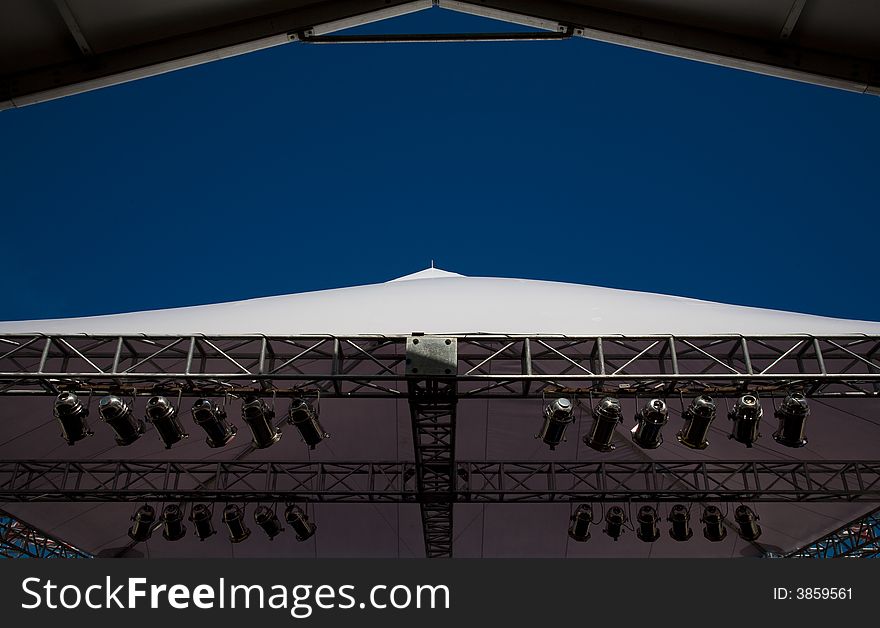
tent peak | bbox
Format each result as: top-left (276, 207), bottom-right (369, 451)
top-left (387, 267), bottom-right (465, 282)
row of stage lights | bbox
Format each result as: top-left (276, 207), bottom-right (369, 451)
top-left (125, 500), bottom-right (762, 547)
top-left (50, 390), bottom-right (808, 453)
top-left (52, 393), bottom-right (329, 450)
top-left (540, 393), bottom-right (810, 451)
top-left (568, 503), bottom-right (763, 544)
top-left (127, 503), bottom-right (316, 544)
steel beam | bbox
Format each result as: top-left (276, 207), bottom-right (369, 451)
top-left (788, 506), bottom-right (880, 558)
top-left (440, 0), bottom-right (880, 94)
top-left (0, 509), bottom-right (91, 558)
top-left (1, 460), bottom-right (879, 503)
top-left (1, 334), bottom-right (878, 398)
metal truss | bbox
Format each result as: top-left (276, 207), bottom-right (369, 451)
top-left (789, 506), bottom-right (880, 558)
top-left (1, 460), bottom-right (879, 503)
top-left (1, 334), bottom-right (879, 398)
top-left (409, 379), bottom-right (457, 557)
top-left (0, 509), bottom-right (92, 559)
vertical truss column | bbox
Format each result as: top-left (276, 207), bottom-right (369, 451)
top-left (407, 336), bottom-right (458, 558)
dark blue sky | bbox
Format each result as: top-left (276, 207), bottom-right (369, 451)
top-left (1, 8), bottom-right (878, 322)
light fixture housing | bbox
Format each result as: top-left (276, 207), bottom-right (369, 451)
top-left (287, 398), bottom-right (329, 449)
top-left (568, 504), bottom-right (593, 542)
top-left (241, 396), bottom-right (282, 449)
top-left (161, 504), bottom-right (187, 541)
top-left (773, 393), bottom-right (810, 448)
top-left (701, 505), bottom-right (727, 542)
top-left (636, 506), bottom-right (660, 542)
top-left (584, 397), bottom-right (622, 452)
top-left (604, 506), bottom-right (626, 541)
top-left (98, 395), bottom-right (145, 446)
top-left (677, 395), bottom-right (716, 450)
top-left (728, 394), bottom-right (763, 447)
top-left (222, 504), bottom-right (251, 543)
top-left (128, 505), bottom-right (156, 543)
top-left (668, 504), bottom-right (693, 542)
top-left (53, 392), bottom-right (93, 445)
top-left (632, 398), bottom-right (668, 449)
top-left (284, 504), bottom-right (317, 541)
top-left (734, 505), bottom-right (762, 541)
top-left (189, 504), bottom-right (216, 541)
top-left (145, 396), bottom-right (188, 449)
top-left (192, 399), bottom-right (237, 448)
top-left (254, 506), bottom-right (284, 540)
top-left (537, 397), bottom-right (575, 450)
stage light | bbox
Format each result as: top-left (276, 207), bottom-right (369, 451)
top-left (604, 506), bottom-right (626, 541)
top-left (537, 397), bottom-right (575, 450)
top-left (677, 395), bottom-right (716, 450)
top-left (284, 505), bottom-right (317, 541)
top-left (53, 392), bottom-right (93, 445)
top-left (728, 394), bottom-right (763, 447)
top-left (191, 399), bottom-right (237, 448)
top-left (568, 504), bottom-right (593, 542)
top-left (222, 504), bottom-right (251, 543)
top-left (128, 505), bottom-right (156, 543)
top-left (668, 504), bottom-right (693, 541)
top-left (287, 399), bottom-right (329, 450)
top-left (189, 504), bottom-right (216, 541)
top-left (254, 506), bottom-right (284, 540)
top-left (636, 506), bottom-right (660, 542)
top-left (632, 398), bottom-right (668, 449)
top-left (584, 397), bottom-right (622, 452)
top-left (734, 505), bottom-right (762, 542)
top-left (145, 396), bottom-right (188, 449)
top-left (773, 393), bottom-right (810, 448)
top-left (161, 504), bottom-right (186, 541)
top-left (701, 506), bottom-right (727, 542)
top-left (241, 396), bottom-right (282, 449)
top-left (98, 395), bottom-right (145, 446)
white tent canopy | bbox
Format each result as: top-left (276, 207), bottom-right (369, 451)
top-left (1, 267), bottom-right (878, 336)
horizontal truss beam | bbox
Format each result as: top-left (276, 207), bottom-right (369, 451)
top-left (1, 460), bottom-right (879, 503)
top-left (0, 334), bottom-right (878, 398)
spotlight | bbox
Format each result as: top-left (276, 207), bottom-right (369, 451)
top-left (537, 398), bottom-right (575, 450)
top-left (189, 504), bottom-right (216, 541)
top-left (145, 396), bottom-right (188, 449)
top-left (287, 399), bottom-right (329, 450)
top-left (284, 505), bottom-right (317, 541)
top-left (222, 505), bottom-right (250, 543)
top-left (668, 504), bottom-right (693, 542)
top-left (734, 505), bottom-right (762, 541)
top-left (161, 505), bottom-right (187, 541)
top-left (568, 504), bottom-right (593, 542)
top-left (701, 506), bottom-right (727, 542)
top-left (632, 399), bottom-right (668, 449)
top-left (98, 395), bottom-right (145, 446)
top-left (241, 396), bottom-right (282, 449)
top-left (773, 393), bottom-right (809, 448)
top-left (636, 506), bottom-right (660, 542)
top-left (728, 394), bottom-right (763, 447)
top-left (677, 395), bottom-right (716, 450)
top-left (254, 506), bottom-right (284, 540)
top-left (191, 399), bottom-right (237, 448)
top-left (128, 505), bottom-right (156, 543)
top-left (53, 392), bottom-right (93, 445)
top-left (604, 506), bottom-right (626, 541)
top-left (584, 397), bottom-right (622, 452)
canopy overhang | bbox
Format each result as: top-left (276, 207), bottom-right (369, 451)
top-left (2, 0), bottom-right (879, 111)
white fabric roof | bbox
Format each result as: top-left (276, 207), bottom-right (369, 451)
top-left (1, 267), bottom-right (878, 336)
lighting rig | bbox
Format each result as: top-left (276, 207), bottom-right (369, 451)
top-left (125, 503), bottom-right (316, 545)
